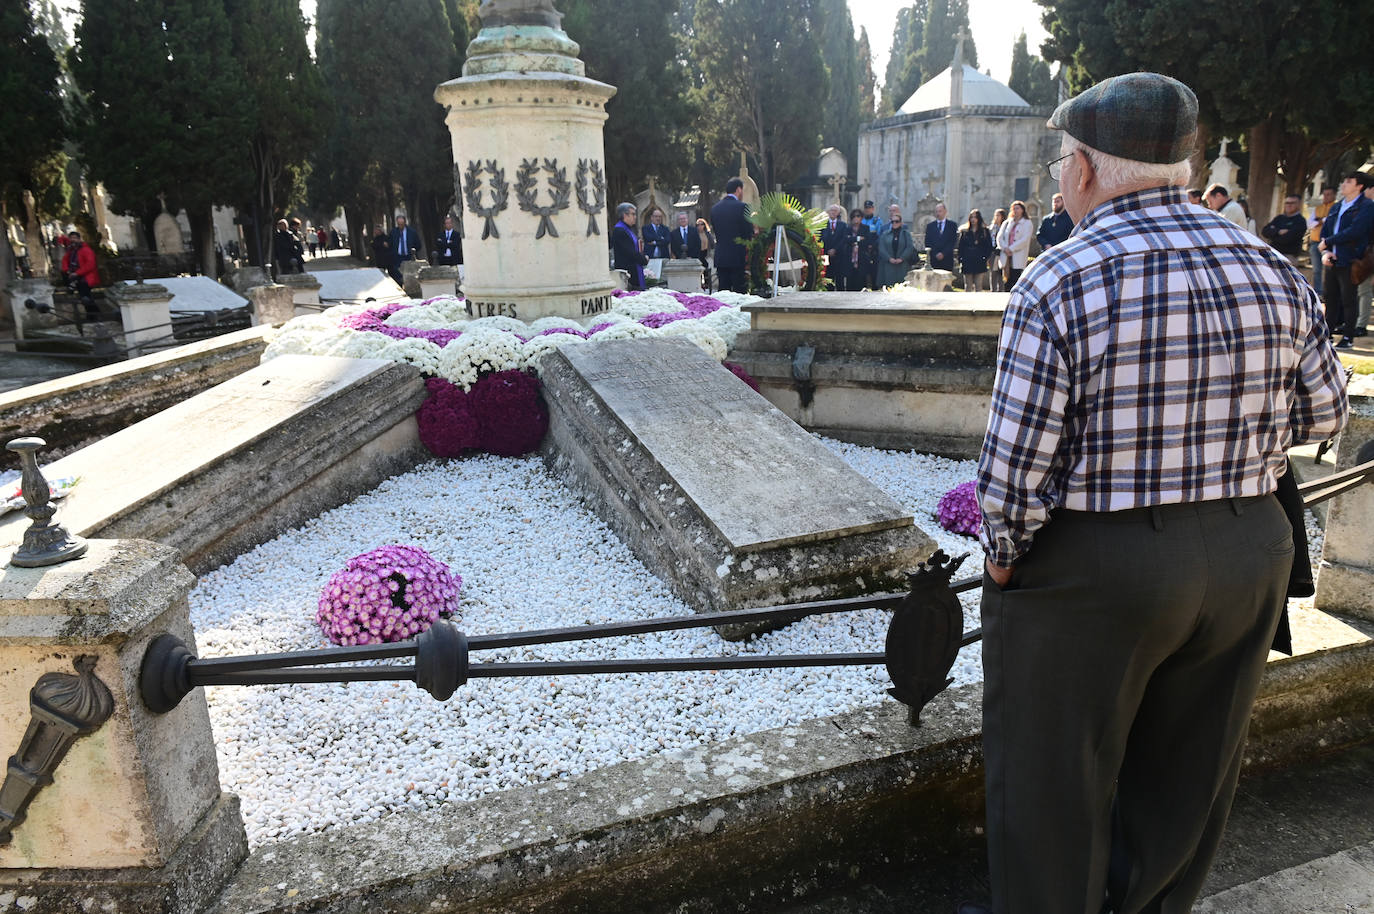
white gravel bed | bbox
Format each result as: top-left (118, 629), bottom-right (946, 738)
top-left (189, 439), bottom-right (983, 846)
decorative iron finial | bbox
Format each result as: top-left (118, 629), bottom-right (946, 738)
top-left (6, 437), bottom-right (88, 568)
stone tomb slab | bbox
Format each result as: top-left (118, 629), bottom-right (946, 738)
top-left (540, 338), bottom-right (934, 633)
top-left (314, 267), bottom-right (406, 303)
top-left (0, 354), bottom-right (426, 573)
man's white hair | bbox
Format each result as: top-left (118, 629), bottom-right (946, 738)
top-left (1061, 134), bottom-right (1192, 191)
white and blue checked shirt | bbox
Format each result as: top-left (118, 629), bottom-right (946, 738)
top-left (978, 186), bottom-right (1348, 567)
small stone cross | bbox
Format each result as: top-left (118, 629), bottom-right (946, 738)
top-left (953, 26), bottom-right (970, 68)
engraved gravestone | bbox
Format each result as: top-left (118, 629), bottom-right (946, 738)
top-left (540, 338), bottom-right (934, 634)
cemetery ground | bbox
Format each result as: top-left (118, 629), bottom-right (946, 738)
top-left (2, 287), bottom-right (1371, 914)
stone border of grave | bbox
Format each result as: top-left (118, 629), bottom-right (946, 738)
top-left (207, 627), bottom-right (1374, 914)
top-left (0, 325), bottom-right (272, 468)
top-left (727, 291), bottom-right (1008, 457)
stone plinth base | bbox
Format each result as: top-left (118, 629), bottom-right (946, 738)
top-left (464, 277), bottom-right (619, 323)
top-left (224, 267), bottom-right (269, 295)
top-left (276, 272), bottom-right (321, 309)
top-left (904, 268), bottom-right (956, 292)
top-left (661, 258), bottom-right (704, 293)
top-left (108, 282), bottom-right (174, 355)
top-left (540, 339), bottom-right (933, 636)
top-left (247, 284), bottom-right (294, 326)
top-left (727, 290), bottom-right (1006, 456)
top-left (0, 794), bottom-right (247, 914)
top-left (418, 265), bottom-right (461, 300)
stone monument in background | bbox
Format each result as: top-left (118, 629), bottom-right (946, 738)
top-left (435, 0), bottom-right (619, 323)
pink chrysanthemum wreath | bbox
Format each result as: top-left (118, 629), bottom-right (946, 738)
top-left (935, 481), bottom-right (982, 537)
top-left (317, 545), bottom-right (462, 646)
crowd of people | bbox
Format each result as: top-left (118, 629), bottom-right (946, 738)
top-left (272, 217), bottom-right (345, 277)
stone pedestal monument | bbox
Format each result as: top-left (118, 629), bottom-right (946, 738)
top-left (435, 0), bottom-right (619, 323)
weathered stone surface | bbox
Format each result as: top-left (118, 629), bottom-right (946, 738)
top-left (660, 258), bottom-right (703, 293)
top-left (400, 260), bottom-right (425, 299)
top-left (1315, 392), bottom-right (1374, 619)
top-left (418, 265), bottom-right (461, 301)
top-left (147, 277), bottom-right (249, 314)
top-left (275, 272), bottom-right (321, 309)
top-left (0, 538), bottom-right (247, 908)
top-left (0, 325), bottom-right (272, 469)
top-left (247, 284), bottom-right (294, 327)
top-left (540, 338), bottom-right (933, 630)
top-left (204, 612), bottom-right (1374, 914)
top-left (727, 291), bottom-right (1005, 456)
top-left (0, 355), bottom-right (427, 573)
top-left (313, 268), bottom-right (405, 304)
top-left (223, 266), bottom-right (270, 295)
top-left (904, 268), bottom-right (956, 292)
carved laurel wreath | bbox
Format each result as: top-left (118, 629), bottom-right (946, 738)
top-left (575, 158), bottom-right (607, 236)
top-left (463, 160), bottom-right (510, 240)
top-left (515, 157), bottom-right (572, 239)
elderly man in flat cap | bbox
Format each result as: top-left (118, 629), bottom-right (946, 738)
top-left (963, 73), bottom-right (1348, 914)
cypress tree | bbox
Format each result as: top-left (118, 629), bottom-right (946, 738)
top-left (224, 0), bottom-right (328, 268)
top-left (71, 0), bottom-right (254, 276)
top-left (816, 0), bottom-right (861, 166)
top-left (1, 0), bottom-right (67, 282)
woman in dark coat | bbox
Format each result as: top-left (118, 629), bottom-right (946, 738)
top-left (956, 208), bottom-right (994, 291)
top-left (610, 202), bottom-right (649, 290)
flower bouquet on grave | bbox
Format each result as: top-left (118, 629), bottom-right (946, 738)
top-left (935, 481), bottom-right (982, 537)
top-left (317, 545), bottom-right (462, 646)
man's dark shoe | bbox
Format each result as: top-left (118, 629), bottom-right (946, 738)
top-left (1354, 328), bottom-right (1368, 337)
top-left (956, 904), bottom-right (994, 914)
top-left (1336, 337), bottom-right (1355, 349)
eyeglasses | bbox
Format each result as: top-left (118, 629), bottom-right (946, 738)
top-left (891, 219), bottom-right (902, 225)
top-left (1046, 152), bottom-right (1074, 181)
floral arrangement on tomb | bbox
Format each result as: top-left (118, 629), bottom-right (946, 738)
top-left (317, 545), bottom-right (462, 646)
top-left (262, 289), bottom-right (759, 458)
top-left (935, 481), bottom-right (982, 537)
top-left (743, 191), bottom-right (827, 294)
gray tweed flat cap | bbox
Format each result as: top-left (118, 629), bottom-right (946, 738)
top-left (1048, 72), bottom-right (1198, 164)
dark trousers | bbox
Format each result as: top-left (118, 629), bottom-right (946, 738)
top-left (716, 265), bottom-right (746, 294)
top-left (1323, 262), bottom-right (1357, 337)
top-left (980, 495), bottom-right (1290, 914)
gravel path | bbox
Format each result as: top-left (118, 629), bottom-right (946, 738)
top-left (189, 440), bottom-right (982, 845)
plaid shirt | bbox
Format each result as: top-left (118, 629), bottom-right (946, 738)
top-left (978, 186), bottom-right (1349, 566)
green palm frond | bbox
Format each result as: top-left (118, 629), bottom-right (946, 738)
top-left (746, 191), bottom-right (827, 237)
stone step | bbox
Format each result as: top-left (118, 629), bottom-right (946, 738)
top-left (1196, 843), bottom-right (1374, 913)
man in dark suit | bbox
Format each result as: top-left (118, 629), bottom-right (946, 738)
top-left (641, 208), bottom-right (673, 261)
top-left (820, 204), bottom-right (853, 290)
top-left (924, 203), bottom-right (958, 272)
top-left (669, 212), bottom-right (694, 259)
top-left (710, 178), bottom-right (753, 294)
top-left (1318, 170), bottom-right (1374, 349)
top-left (1036, 193), bottom-right (1074, 250)
top-left (387, 215), bottom-right (421, 285)
top-left (434, 214), bottom-right (462, 266)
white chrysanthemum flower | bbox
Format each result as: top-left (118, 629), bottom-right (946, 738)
top-left (377, 337), bottom-right (442, 376)
top-left (651, 321), bottom-right (728, 360)
top-left (519, 332), bottom-right (585, 373)
top-left (588, 321), bottom-right (651, 341)
top-left (467, 315), bottom-right (531, 336)
top-left (436, 327), bottom-right (524, 389)
top-left (709, 290), bottom-right (765, 309)
top-left (529, 316), bottom-right (584, 332)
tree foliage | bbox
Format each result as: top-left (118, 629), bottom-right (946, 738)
top-left (1, 0), bottom-right (66, 211)
top-left (561, 0), bottom-right (695, 204)
top-left (691, 0), bottom-right (828, 191)
top-left (1038, 0), bottom-right (1374, 222)
top-left (857, 27), bottom-right (876, 124)
top-left (914, 0), bottom-right (977, 85)
top-left (1007, 31), bottom-right (1056, 107)
top-left (223, 0), bottom-right (328, 265)
top-left (70, 0), bottom-right (254, 274)
top-left (880, 3), bottom-right (925, 115)
top-left (815, 0), bottom-right (861, 166)
top-left (313, 0), bottom-right (457, 245)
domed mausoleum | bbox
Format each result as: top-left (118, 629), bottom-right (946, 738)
top-left (858, 33), bottom-right (1064, 226)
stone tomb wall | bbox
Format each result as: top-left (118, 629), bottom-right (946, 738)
top-left (0, 325), bottom-right (272, 470)
top-left (726, 290), bottom-right (1007, 458)
top-left (540, 338), bottom-right (934, 632)
top-left (0, 354), bottom-right (427, 574)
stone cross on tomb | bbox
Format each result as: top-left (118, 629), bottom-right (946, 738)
top-left (922, 171), bottom-right (940, 199)
top-left (828, 173), bottom-right (847, 206)
top-left (953, 26), bottom-right (970, 68)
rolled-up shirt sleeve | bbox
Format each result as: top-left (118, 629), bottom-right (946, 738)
top-left (977, 291), bottom-right (1072, 567)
